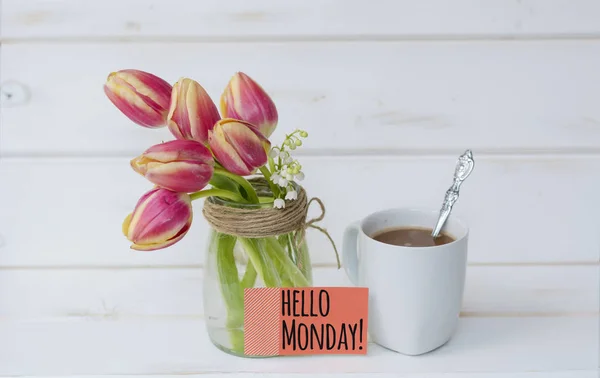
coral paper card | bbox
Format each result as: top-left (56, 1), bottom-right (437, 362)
top-left (244, 287), bottom-right (368, 356)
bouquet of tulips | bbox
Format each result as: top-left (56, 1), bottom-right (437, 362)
top-left (104, 69), bottom-right (333, 355)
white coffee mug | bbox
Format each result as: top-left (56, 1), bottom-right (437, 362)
top-left (342, 208), bottom-right (469, 355)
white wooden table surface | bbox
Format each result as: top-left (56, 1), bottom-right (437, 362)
top-left (0, 1), bottom-right (599, 377)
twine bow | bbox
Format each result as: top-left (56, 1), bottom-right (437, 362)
top-left (202, 178), bottom-right (340, 269)
top-left (295, 197), bottom-right (341, 269)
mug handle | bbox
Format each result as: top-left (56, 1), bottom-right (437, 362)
top-left (342, 221), bottom-right (361, 285)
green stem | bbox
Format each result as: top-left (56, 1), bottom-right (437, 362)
top-left (239, 238), bottom-right (281, 287)
top-left (229, 329), bottom-right (245, 355)
top-left (268, 156), bottom-right (276, 174)
top-left (278, 235), bottom-right (294, 261)
top-left (295, 234), bottom-right (313, 284)
top-left (259, 166), bottom-right (280, 197)
top-left (265, 237), bottom-right (294, 287)
top-left (189, 188), bottom-right (245, 202)
top-left (265, 237), bottom-right (309, 287)
top-left (213, 168), bottom-right (259, 203)
top-left (240, 260), bottom-right (257, 289)
top-left (214, 233), bottom-right (244, 329)
top-left (267, 254), bottom-right (293, 286)
top-left (286, 233), bottom-right (297, 263)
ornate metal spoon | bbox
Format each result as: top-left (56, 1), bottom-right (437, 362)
top-left (431, 150), bottom-right (475, 238)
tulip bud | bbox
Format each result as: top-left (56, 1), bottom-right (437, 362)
top-left (220, 72), bottom-right (278, 138)
top-left (167, 78), bottom-right (221, 144)
top-left (208, 119), bottom-right (270, 176)
top-left (130, 140), bottom-right (214, 193)
top-left (122, 188), bottom-right (193, 251)
top-left (104, 69), bottom-right (172, 128)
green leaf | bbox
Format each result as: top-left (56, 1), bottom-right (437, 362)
top-left (210, 175), bottom-right (241, 194)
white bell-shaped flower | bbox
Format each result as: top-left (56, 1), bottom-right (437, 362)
top-left (273, 198), bottom-right (285, 209)
top-left (285, 190), bottom-right (298, 201)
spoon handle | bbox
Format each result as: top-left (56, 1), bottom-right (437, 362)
top-left (432, 150), bottom-right (475, 237)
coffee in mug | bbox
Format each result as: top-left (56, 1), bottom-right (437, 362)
top-left (371, 226), bottom-right (455, 247)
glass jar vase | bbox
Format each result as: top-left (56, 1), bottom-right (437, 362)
top-left (202, 180), bottom-right (313, 357)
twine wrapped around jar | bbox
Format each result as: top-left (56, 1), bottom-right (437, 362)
top-left (201, 177), bottom-right (340, 267)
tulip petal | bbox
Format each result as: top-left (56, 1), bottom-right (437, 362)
top-left (130, 221), bottom-right (191, 251)
top-left (104, 70), bottom-right (172, 128)
top-left (187, 81), bottom-right (208, 143)
top-left (128, 190), bottom-right (191, 244)
top-left (104, 82), bottom-right (164, 128)
top-left (134, 198), bottom-right (191, 245)
top-left (142, 140), bottom-right (214, 164)
top-left (167, 78), bottom-right (220, 144)
top-left (167, 80), bottom-right (190, 139)
top-left (124, 188), bottom-right (193, 251)
top-left (222, 121), bottom-right (269, 169)
top-left (130, 140), bottom-right (215, 192)
top-left (110, 72), bottom-right (170, 116)
top-left (208, 126), bottom-right (252, 176)
top-left (122, 213), bottom-right (133, 236)
top-left (232, 74), bottom-right (268, 123)
top-left (127, 188), bottom-right (161, 240)
top-left (145, 161), bottom-right (214, 192)
top-left (130, 156), bottom-right (150, 175)
top-left (220, 72), bottom-right (278, 138)
top-left (118, 69), bottom-right (172, 110)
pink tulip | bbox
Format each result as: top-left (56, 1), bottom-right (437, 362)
top-left (122, 188), bottom-right (193, 251)
top-left (208, 119), bottom-right (270, 176)
top-left (220, 72), bottom-right (278, 138)
top-left (130, 140), bottom-right (214, 193)
top-left (104, 69), bottom-right (172, 128)
top-left (167, 78), bottom-right (221, 144)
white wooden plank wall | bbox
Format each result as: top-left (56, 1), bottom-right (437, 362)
top-left (0, 1), bottom-right (599, 377)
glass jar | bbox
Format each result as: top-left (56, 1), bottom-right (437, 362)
top-left (202, 182), bottom-right (313, 357)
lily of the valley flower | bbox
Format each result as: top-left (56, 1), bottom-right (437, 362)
top-left (273, 198), bottom-right (285, 209)
top-left (269, 147), bottom-right (280, 159)
top-left (270, 172), bottom-right (281, 183)
top-left (104, 69), bottom-right (172, 128)
top-left (220, 72), bottom-right (278, 138)
top-left (278, 177), bottom-right (288, 187)
top-left (167, 78), bottom-right (221, 143)
top-left (208, 119), bottom-right (270, 176)
top-left (285, 190), bottom-right (298, 200)
top-left (122, 188), bottom-right (193, 251)
top-left (130, 140), bottom-right (214, 193)
top-left (270, 161), bottom-right (305, 187)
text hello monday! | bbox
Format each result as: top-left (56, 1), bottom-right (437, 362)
top-left (280, 289), bottom-right (365, 352)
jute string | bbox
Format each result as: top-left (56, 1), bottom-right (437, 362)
top-left (201, 177), bottom-right (340, 268)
